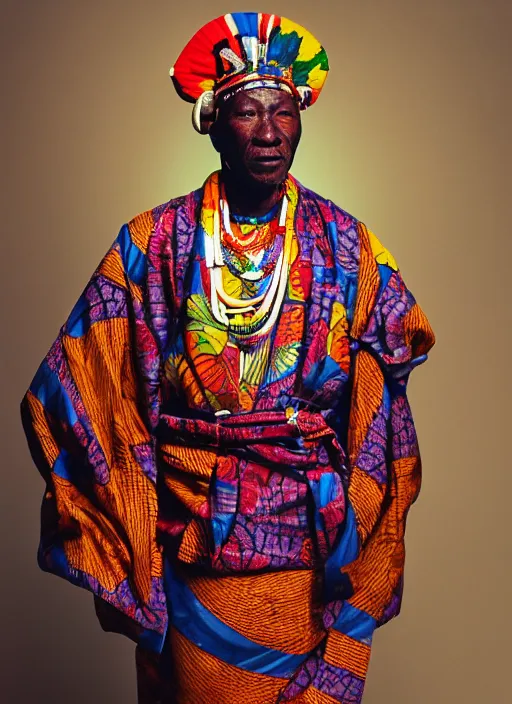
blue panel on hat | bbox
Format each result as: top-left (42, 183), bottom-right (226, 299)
top-left (230, 12), bottom-right (259, 38)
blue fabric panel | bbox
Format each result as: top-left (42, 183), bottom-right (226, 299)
top-left (38, 543), bottom-right (70, 579)
top-left (53, 448), bottom-right (74, 480)
top-left (164, 559), bottom-right (307, 678)
top-left (319, 472), bottom-right (337, 507)
top-left (303, 355), bottom-right (347, 389)
top-left (117, 223), bottom-right (146, 285)
top-left (332, 601), bottom-right (377, 643)
top-left (377, 262), bottom-right (393, 298)
top-left (137, 624), bottom-right (167, 654)
top-left (383, 382), bottom-right (391, 412)
top-left (65, 294), bottom-right (89, 337)
top-left (30, 361), bottom-right (78, 425)
top-left (323, 501), bottom-right (360, 602)
top-left (211, 512), bottom-right (235, 547)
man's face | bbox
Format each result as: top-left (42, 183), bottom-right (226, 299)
top-left (211, 87), bottom-right (302, 187)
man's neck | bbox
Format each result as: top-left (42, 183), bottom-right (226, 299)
top-left (221, 168), bottom-right (285, 218)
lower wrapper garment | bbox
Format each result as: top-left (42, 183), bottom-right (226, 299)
top-left (134, 407), bottom-right (369, 703)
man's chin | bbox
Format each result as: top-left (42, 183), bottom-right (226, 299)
top-left (245, 166), bottom-right (289, 188)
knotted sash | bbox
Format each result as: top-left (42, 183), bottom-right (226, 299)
top-left (155, 406), bottom-right (353, 603)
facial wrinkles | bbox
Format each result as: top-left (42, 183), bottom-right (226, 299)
top-left (212, 88), bottom-right (301, 187)
top-left (234, 102), bottom-right (297, 162)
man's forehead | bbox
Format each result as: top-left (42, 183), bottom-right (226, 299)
top-left (226, 88), bottom-right (298, 110)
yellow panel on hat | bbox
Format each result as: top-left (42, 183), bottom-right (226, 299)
top-left (280, 16), bottom-right (320, 63)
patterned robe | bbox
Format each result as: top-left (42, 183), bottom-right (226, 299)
top-left (20, 175), bottom-right (435, 703)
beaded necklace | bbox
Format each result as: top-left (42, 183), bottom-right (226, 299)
top-left (221, 222), bottom-right (284, 281)
top-left (201, 171), bottom-right (297, 339)
top-left (220, 198), bottom-right (284, 281)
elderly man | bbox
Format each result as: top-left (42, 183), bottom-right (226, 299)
top-left (20, 12), bottom-right (435, 704)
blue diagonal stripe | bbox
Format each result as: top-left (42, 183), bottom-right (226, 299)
top-left (165, 559), bottom-right (308, 678)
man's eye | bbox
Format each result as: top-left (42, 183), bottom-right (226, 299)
top-left (278, 110), bottom-right (293, 117)
top-left (236, 110), bottom-right (256, 117)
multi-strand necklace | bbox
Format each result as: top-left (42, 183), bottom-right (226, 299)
top-left (205, 193), bottom-right (292, 338)
top-left (200, 171), bottom-right (298, 387)
top-left (220, 202), bottom-right (284, 282)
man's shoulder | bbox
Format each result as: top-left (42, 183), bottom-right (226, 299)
top-left (296, 180), bottom-right (401, 275)
top-left (123, 188), bottom-right (202, 254)
top-left (295, 179), bottom-right (361, 229)
top-left (296, 180), bottom-right (364, 269)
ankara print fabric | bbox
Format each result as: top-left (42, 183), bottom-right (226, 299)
top-left (20, 220), bottom-right (168, 652)
top-left (20, 174), bottom-right (435, 703)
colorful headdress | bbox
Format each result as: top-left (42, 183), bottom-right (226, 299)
top-left (170, 12), bottom-right (329, 133)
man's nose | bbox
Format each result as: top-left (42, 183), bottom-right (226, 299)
top-left (253, 116), bottom-right (282, 146)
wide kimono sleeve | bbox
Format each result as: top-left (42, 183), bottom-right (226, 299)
top-left (341, 221), bottom-right (436, 627)
top-left (313, 221), bottom-right (436, 701)
top-left (19, 213), bottom-right (168, 653)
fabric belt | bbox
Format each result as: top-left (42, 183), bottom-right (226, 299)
top-left (155, 405), bottom-right (356, 603)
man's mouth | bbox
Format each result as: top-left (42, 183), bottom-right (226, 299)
top-left (252, 155), bottom-right (284, 163)
top-left (249, 155), bottom-right (286, 172)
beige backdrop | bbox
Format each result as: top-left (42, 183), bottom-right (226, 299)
top-left (2, 1), bottom-right (510, 702)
